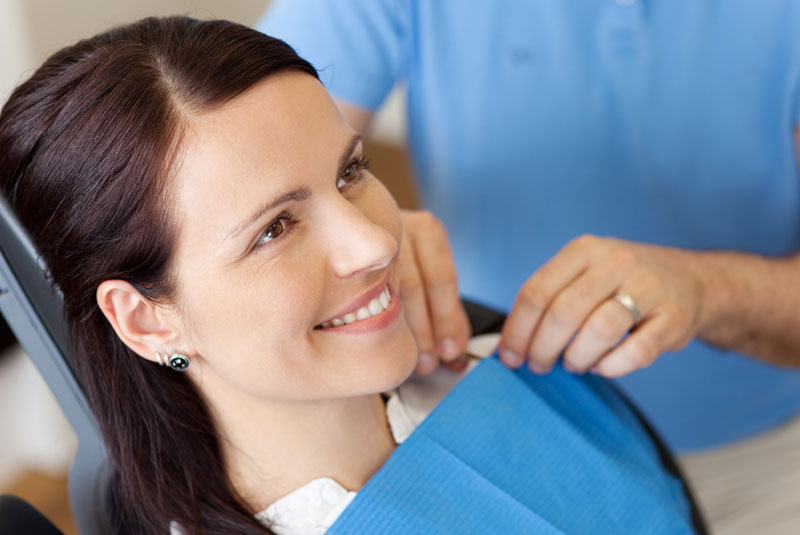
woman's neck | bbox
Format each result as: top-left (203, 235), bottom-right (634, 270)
top-left (214, 391), bottom-right (397, 513)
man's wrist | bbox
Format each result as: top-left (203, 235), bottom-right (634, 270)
top-left (690, 249), bottom-right (800, 356)
top-left (690, 250), bottom-right (741, 341)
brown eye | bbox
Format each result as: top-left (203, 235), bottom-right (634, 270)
top-left (257, 218), bottom-right (286, 246)
top-left (336, 163), bottom-right (361, 189)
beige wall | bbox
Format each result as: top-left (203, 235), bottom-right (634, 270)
top-left (2, 0), bottom-right (271, 103)
top-left (0, 0), bottom-right (36, 102)
top-left (1, 0), bottom-right (408, 147)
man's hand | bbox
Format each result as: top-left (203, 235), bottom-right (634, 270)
top-left (498, 235), bottom-right (708, 378)
top-left (397, 210), bottom-right (472, 374)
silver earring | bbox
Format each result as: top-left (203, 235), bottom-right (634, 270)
top-left (168, 353), bottom-right (190, 372)
top-left (155, 352), bottom-right (165, 366)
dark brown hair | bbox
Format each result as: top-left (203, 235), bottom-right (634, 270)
top-left (0, 16), bottom-right (317, 534)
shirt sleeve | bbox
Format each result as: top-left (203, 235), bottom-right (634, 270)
top-left (256, 0), bottom-right (410, 112)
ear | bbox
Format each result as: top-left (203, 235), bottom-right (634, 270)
top-left (96, 280), bottom-right (188, 363)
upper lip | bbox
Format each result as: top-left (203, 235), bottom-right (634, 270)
top-left (316, 270), bottom-right (391, 326)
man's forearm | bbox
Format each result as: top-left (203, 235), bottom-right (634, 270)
top-left (694, 250), bottom-right (800, 366)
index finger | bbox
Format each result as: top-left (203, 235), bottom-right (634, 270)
top-left (499, 237), bottom-right (594, 367)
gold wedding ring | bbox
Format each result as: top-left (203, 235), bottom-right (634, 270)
top-left (612, 292), bottom-right (642, 324)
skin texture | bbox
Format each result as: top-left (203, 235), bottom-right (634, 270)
top-left (97, 73), bottom-right (419, 510)
top-left (339, 96), bottom-right (800, 379)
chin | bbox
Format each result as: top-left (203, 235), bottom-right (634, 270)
top-left (382, 352), bottom-right (418, 391)
top-left (385, 329), bottom-right (419, 386)
top-left (362, 338), bottom-right (419, 394)
top-left (320, 322), bottom-right (418, 397)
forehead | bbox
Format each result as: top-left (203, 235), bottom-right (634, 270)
top-left (171, 72), bottom-right (345, 248)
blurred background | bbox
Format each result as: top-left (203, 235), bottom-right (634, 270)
top-left (0, 1), bottom-right (413, 532)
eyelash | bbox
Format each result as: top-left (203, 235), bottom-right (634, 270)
top-left (253, 156), bottom-right (371, 251)
top-left (337, 156), bottom-right (371, 189)
top-left (254, 210), bottom-right (296, 250)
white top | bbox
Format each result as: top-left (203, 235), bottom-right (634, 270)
top-left (256, 334), bottom-right (499, 535)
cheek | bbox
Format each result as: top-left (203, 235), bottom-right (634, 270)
top-left (176, 258), bottom-right (323, 370)
top-left (176, 265), bottom-right (340, 400)
top-left (361, 177), bottom-right (402, 243)
top-left (359, 178), bottom-right (403, 291)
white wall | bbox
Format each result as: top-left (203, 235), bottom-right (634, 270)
top-left (0, 346), bottom-right (77, 487)
top-left (0, 0), bottom-right (36, 103)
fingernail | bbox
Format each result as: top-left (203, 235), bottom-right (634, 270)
top-left (528, 361), bottom-right (547, 374)
top-left (441, 337), bottom-right (459, 360)
top-left (563, 362), bottom-right (578, 374)
top-left (499, 348), bottom-right (522, 368)
top-left (417, 353), bottom-right (435, 372)
top-left (446, 358), bottom-right (468, 372)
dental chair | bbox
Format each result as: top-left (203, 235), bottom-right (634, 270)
top-left (0, 194), bottom-right (707, 534)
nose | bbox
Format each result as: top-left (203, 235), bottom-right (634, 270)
top-left (322, 198), bottom-right (398, 280)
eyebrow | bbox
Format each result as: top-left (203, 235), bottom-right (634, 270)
top-left (226, 134), bottom-right (362, 240)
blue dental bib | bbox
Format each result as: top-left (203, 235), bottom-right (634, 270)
top-left (326, 356), bottom-right (694, 534)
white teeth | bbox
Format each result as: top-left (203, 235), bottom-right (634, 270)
top-left (379, 290), bottom-right (389, 309)
top-left (368, 298), bottom-right (383, 315)
top-left (319, 285), bottom-right (392, 329)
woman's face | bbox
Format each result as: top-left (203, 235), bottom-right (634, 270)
top-left (167, 72), bottom-right (417, 402)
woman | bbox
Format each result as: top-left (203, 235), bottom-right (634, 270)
top-left (0, 17), bottom-right (697, 534)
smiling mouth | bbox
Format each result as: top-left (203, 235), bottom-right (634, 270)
top-left (314, 285), bottom-right (392, 330)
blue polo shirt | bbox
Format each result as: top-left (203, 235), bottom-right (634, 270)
top-left (258, 0), bottom-right (800, 452)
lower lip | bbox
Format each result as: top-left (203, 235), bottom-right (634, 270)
top-left (316, 285), bottom-right (402, 335)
